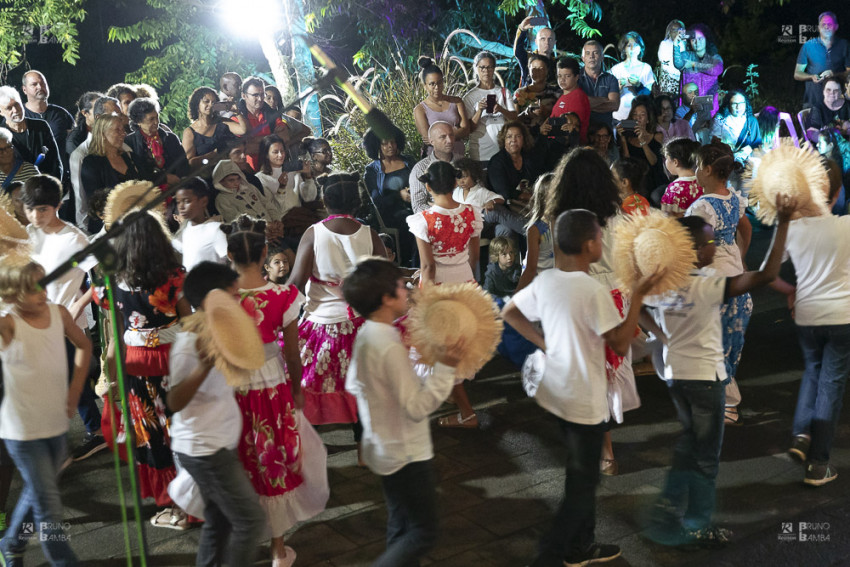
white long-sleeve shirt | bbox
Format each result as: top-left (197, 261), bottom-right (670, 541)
top-left (345, 320), bottom-right (455, 475)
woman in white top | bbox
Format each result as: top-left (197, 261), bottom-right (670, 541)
top-left (611, 32), bottom-right (657, 122)
top-left (463, 51), bottom-right (518, 163)
top-left (657, 20), bottom-right (686, 94)
top-left (254, 134), bottom-right (318, 219)
top-left (289, 173), bottom-right (388, 450)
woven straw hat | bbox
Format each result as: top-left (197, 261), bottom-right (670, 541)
top-left (406, 283), bottom-right (503, 378)
top-left (103, 180), bottom-right (165, 229)
top-left (613, 210), bottom-right (696, 296)
top-left (747, 144), bottom-right (829, 225)
top-left (179, 289), bottom-right (265, 387)
top-left (0, 202), bottom-right (30, 261)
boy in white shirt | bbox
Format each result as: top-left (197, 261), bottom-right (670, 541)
top-left (502, 209), bottom-right (659, 567)
top-left (344, 258), bottom-right (463, 567)
top-left (22, 174), bottom-right (105, 462)
top-left (770, 182), bottom-right (850, 486)
top-left (171, 178), bottom-right (227, 272)
top-left (165, 262), bottom-right (264, 566)
top-left (641, 202), bottom-right (792, 548)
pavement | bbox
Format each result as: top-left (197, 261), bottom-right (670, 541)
top-left (16, 228), bottom-right (850, 566)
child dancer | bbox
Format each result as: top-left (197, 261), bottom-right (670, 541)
top-left (685, 141), bottom-right (752, 425)
top-left (344, 258), bottom-right (461, 566)
top-left (407, 161), bottom-right (482, 428)
top-left (0, 261), bottom-right (91, 566)
top-left (172, 177), bottom-right (227, 272)
top-left (503, 210), bottom-right (658, 567)
top-left (612, 158), bottom-right (651, 216)
top-left (642, 202), bottom-right (792, 546)
top-left (516, 173), bottom-right (555, 292)
top-left (288, 172), bottom-right (387, 434)
top-left (103, 211), bottom-right (192, 528)
top-left (264, 243), bottom-right (292, 284)
top-left (166, 262), bottom-right (265, 566)
top-left (224, 216), bottom-right (328, 567)
top-left (661, 138), bottom-right (702, 217)
top-left (483, 236), bottom-right (520, 298)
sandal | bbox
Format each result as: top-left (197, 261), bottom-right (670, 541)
top-left (600, 458), bottom-right (619, 476)
top-left (724, 407), bottom-right (743, 426)
top-left (150, 507), bottom-right (189, 530)
top-left (273, 546), bottom-right (297, 567)
top-left (438, 412), bottom-right (478, 429)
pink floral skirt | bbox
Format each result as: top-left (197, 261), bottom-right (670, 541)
top-left (298, 317), bottom-right (362, 425)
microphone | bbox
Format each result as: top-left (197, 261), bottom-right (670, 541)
top-left (306, 41), bottom-right (399, 141)
top-left (34, 146), bottom-right (48, 167)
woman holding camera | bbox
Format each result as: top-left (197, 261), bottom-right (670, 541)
top-left (657, 20), bottom-right (686, 94)
top-left (617, 95), bottom-right (665, 194)
top-left (673, 23), bottom-right (724, 115)
top-left (610, 32), bottom-right (656, 122)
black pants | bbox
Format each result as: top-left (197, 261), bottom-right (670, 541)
top-left (374, 460), bottom-right (439, 567)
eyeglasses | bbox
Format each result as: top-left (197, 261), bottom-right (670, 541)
top-left (477, 65), bottom-right (495, 71)
top-left (731, 101), bottom-right (747, 107)
top-left (245, 91), bottom-right (263, 99)
top-left (0, 146), bottom-right (12, 152)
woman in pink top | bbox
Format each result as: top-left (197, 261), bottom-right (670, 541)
top-left (414, 57), bottom-right (469, 155)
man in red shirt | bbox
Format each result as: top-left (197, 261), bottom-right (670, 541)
top-left (234, 76), bottom-right (295, 170)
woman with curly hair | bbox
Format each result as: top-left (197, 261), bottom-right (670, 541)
top-left (125, 98), bottom-right (189, 184)
top-left (288, 173), bottom-right (387, 455)
top-left (98, 210), bottom-right (192, 527)
top-left (182, 86), bottom-right (248, 168)
top-left (673, 23), bottom-right (723, 115)
top-left (224, 215), bottom-right (329, 567)
top-left (487, 120), bottom-right (542, 205)
top-left (546, 147), bottom-right (640, 476)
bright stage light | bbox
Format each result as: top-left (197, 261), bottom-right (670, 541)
top-left (218, 0), bottom-right (285, 37)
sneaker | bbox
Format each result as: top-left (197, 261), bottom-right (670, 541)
top-left (150, 507), bottom-right (189, 530)
top-left (600, 459), bottom-right (618, 476)
top-left (682, 526), bottom-right (733, 549)
top-left (71, 432), bottom-right (107, 461)
top-left (788, 435), bottom-right (810, 463)
top-left (563, 543), bottom-right (621, 567)
top-left (804, 463), bottom-right (838, 486)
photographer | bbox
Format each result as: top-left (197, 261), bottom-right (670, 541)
top-left (616, 95), bottom-right (665, 196)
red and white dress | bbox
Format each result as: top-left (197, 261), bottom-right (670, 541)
top-left (407, 203), bottom-right (482, 284)
top-left (238, 282), bottom-right (328, 537)
top-left (299, 216), bottom-right (373, 425)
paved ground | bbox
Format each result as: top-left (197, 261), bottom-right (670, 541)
top-left (16, 229), bottom-right (850, 566)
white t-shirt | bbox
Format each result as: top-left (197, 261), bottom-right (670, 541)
top-left (774, 216), bottom-right (850, 326)
top-left (686, 192), bottom-right (748, 276)
top-left (255, 168), bottom-right (318, 216)
top-left (643, 270), bottom-right (727, 381)
top-left (27, 222), bottom-right (97, 329)
top-left (172, 221), bottom-right (228, 273)
top-left (0, 304), bottom-right (69, 441)
top-left (463, 86), bottom-right (516, 161)
top-left (610, 61), bottom-right (656, 121)
top-left (345, 320), bottom-right (456, 475)
top-left (452, 184), bottom-right (502, 212)
top-left (511, 269), bottom-right (621, 424)
top-left (657, 39), bottom-right (680, 80)
top-left (166, 331), bottom-right (242, 456)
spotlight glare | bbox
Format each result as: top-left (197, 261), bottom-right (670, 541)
top-left (218, 0), bottom-right (284, 37)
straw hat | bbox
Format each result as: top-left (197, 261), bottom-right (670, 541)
top-left (747, 143), bottom-right (829, 225)
top-left (103, 180), bottom-right (165, 229)
top-left (613, 210), bottom-right (696, 296)
top-left (179, 289), bottom-right (265, 387)
top-left (0, 201), bottom-right (30, 263)
top-left (406, 283), bottom-right (503, 377)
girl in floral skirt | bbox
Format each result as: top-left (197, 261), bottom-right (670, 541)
top-left (99, 212), bottom-right (192, 528)
top-left (223, 215), bottom-right (328, 567)
top-left (406, 160), bottom-right (482, 428)
top-left (289, 173), bottom-right (387, 452)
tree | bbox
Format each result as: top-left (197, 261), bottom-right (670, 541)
top-left (0, 0), bottom-right (87, 82)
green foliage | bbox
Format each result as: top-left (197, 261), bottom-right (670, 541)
top-left (498, 0), bottom-right (602, 39)
top-left (743, 63), bottom-right (761, 107)
top-left (0, 0), bottom-right (87, 80)
top-left (108, 1), bottom-right (265, 131)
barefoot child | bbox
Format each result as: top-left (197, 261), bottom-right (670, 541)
top-left (0, 261), bottom-right (91, 565)
top-left (344, 257), bottom-right (461, 566)
top-left (503, 210), bottom-right (659, 567)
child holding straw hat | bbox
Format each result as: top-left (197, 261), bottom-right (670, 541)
top-left (635, 196), bottom-right (795, 547)
top-left (502, 209), bottom-right (662, 567)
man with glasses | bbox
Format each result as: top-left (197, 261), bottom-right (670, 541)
top-left (808, 78), bottom-right (850, 140)
top-left (795, 12), bottom-right (850, 108)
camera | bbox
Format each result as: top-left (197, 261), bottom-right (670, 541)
top-left (618, 119), bottom-right (638, 137)
top-left (680, 32), bottom-right (692, 40)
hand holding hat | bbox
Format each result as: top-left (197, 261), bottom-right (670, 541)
top-left (747, 144), bottom-right (829, 225)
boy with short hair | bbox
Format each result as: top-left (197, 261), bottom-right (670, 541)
top-left (641, 199), bottom-right (793, 547)
top-left (22, 174), bottom-right (104, 462)
top-left (172, 177), bottom-right (227, 272)
top-left (483, 236), bottom-right (520, 298)
top-left (166, 261), bottom-right (265, 566)
top-left (502, 209), bottom-right (659, 567)
top-left (343, 258), bottom-right (462, 567)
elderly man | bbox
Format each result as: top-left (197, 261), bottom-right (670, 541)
top-left (514, 16), bottom-right (557, 87)
top-left (410, 121), bottom-right (461, 214)
top-left (795, 12), bottom-right (850, 108)
top-left (577, 40), bottom-right (620, 129)
top-left (808, 78), bottom-right (850, 140)
top-left (0, 85), bottom-right (62, 182)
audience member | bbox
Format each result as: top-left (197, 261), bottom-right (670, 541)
top-left (464, 51), bottom-right (518, 163)
top-left (610, 32), bottom-right (656, 122)
top-left (673, 23), bottom-right (723, 115)
top-left (513, 17), bottom-right (557, 87)
top-left (794, 12), bottom-right (850, 108)
top-left (0, 86), bottom-right (62, 182)
top-left (808, 78), bottom-right (850, 139)
top-left (414, 57), bottom-right (468, 156)
top-left (578, 40), bottom-right (620, 129)
top-left (657, 20), bottom-right (686, 94)
top-left (410, 121), bottom-right (461, 213)
top-left (654, 94), bottom-right (695, 142)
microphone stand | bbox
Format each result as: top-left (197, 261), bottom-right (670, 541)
top-left (36, 81), bottom-right (329, 566)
